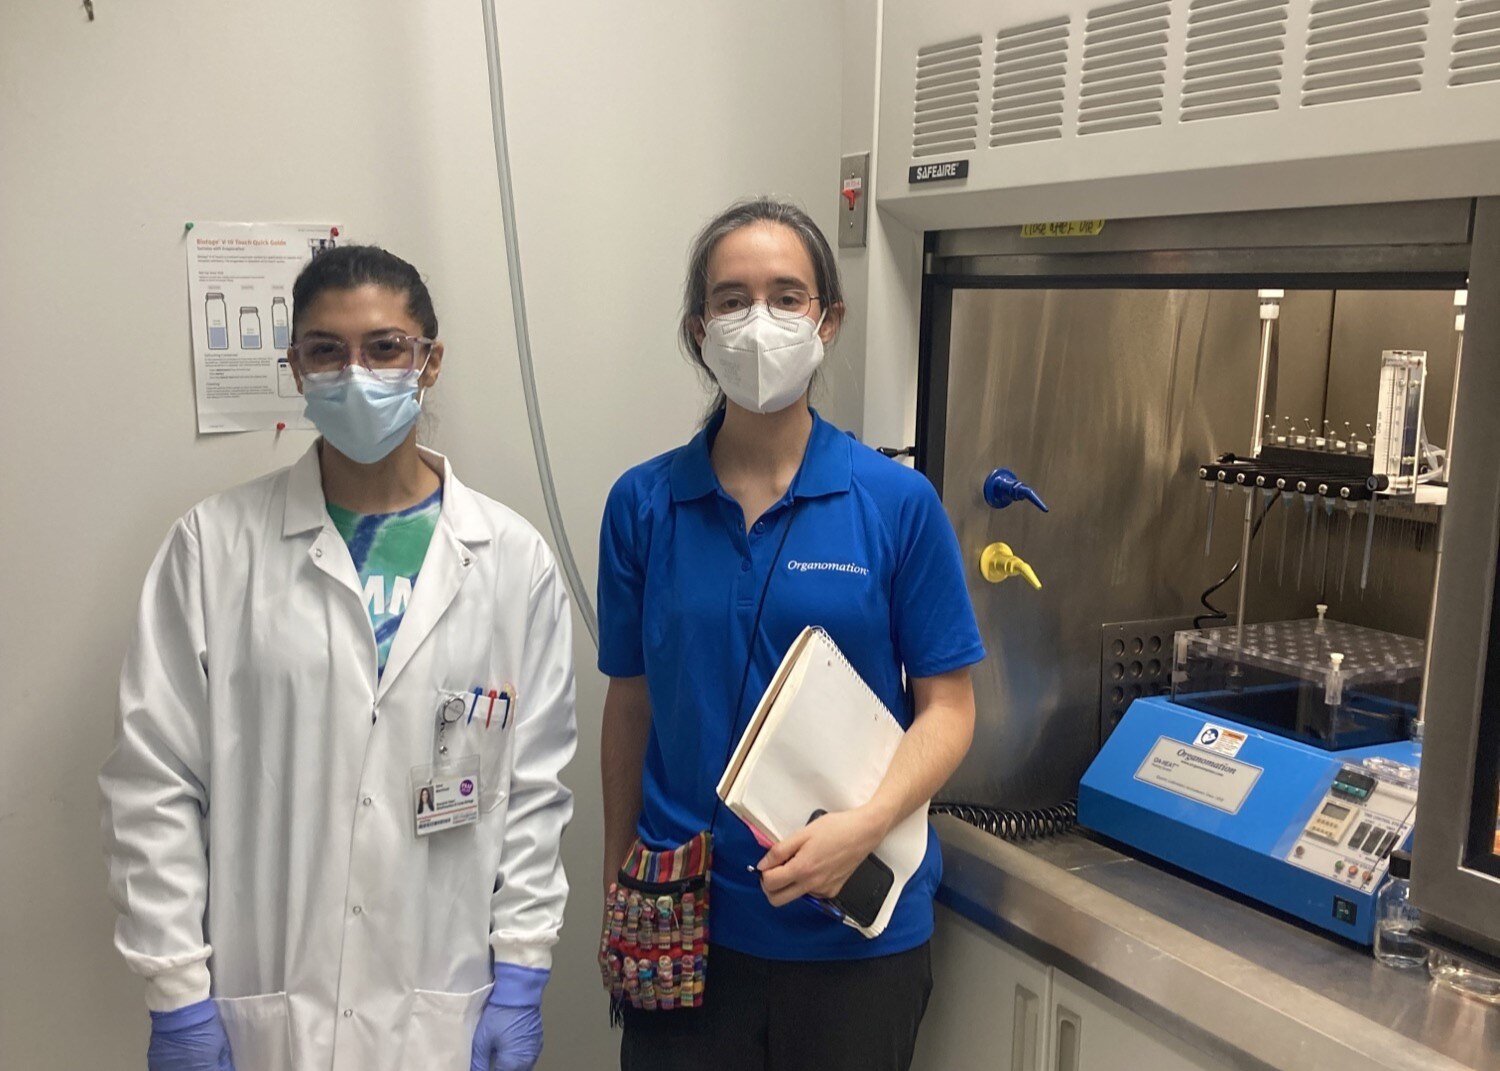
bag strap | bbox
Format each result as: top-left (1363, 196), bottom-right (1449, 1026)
top-left (707, 505), bottom-right (799, 843)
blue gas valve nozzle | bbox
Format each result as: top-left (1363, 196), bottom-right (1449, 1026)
top-left (984, 468), bottom-right (1049, 512)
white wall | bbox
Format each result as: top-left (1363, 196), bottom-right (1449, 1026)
top-left (0, 2), bottom-right (843, 1067)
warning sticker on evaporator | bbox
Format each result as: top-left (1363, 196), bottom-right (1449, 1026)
top-left (1133, 737), bottom-right (1262, 814)
top-left (1193, 722), bottom-right (1248, 758)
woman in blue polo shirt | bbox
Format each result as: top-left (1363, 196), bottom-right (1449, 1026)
top-left (597, 198), bottom-right (984, 1071)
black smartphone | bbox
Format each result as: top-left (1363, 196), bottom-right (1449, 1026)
top-left (808, 809), bottom-right (895, 928)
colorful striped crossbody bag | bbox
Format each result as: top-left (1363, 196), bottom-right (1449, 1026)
top-left (599, 507), bottom-right (798, 1017)
top-left (599, 832), bottom-right (712, 1019)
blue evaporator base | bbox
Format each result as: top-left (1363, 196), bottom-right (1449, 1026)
top-left (1079, 696), bottom-right (1419, 945)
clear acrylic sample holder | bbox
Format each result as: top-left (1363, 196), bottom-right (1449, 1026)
top-left (1172, 618), bottom-right (1424, 750)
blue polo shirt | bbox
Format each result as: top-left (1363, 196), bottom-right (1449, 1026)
top-left (598, 409), bottom-right (985, 960)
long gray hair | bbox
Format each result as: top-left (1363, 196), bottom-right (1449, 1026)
top-left (679, 197), bottom-right (845, 416)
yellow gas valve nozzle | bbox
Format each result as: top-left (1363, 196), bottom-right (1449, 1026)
top-left (980, 542), bottom-right (1042, 589)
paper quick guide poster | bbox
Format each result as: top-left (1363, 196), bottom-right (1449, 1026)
top-left (187, 221), bottom-right (340, 433)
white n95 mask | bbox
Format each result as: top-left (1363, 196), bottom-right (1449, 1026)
top-left (701, 307), bottom-right (825, 414)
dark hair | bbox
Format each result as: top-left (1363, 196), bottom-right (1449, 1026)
top-left (291, 245), bottom-right (439, 340)
top-left (679, 198), bottom-right (844, 409)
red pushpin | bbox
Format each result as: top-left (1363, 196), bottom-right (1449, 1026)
top-left (485, 689), bottom-right (499, 728)
top-left (330, 226), bottom-right (340, 238)
top-left (275, 421), bottom-right (286, 432)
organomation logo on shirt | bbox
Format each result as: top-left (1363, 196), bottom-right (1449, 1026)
top-left (786, 559), bottom-right (870, 577)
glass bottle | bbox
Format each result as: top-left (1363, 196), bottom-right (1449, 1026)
top-left (1425, 811), bottom-right (1500, 1004)
top-left (1373, 850), bottom-right (1425, 968)
top-left (277, 357), bottom-right (298, 398)
top-left (205, 292), bottom-right (229, 350)
top-left (1428, 952), bottom-right (1500, 1006)
top-left (271, 296), bottom-right (291, 349)
top-left (240, 306), bottom-right (262, 350)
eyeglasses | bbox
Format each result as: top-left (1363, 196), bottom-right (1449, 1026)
top-left (288, 333), bottom-right (435, 374)
top-left (705, 287), bottom-right (823, 324)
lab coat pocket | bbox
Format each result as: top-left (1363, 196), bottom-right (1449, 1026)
top-left (215, 991), bottom-right (293, 1071)
top-left (480, 738), bottom-right (513, 815)
top-left (409, 983), bottom-right (493, 1069)
top-left (434, 687), bottom-right (514, 814)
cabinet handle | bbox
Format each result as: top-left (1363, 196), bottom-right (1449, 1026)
top-left (1011, 984), bottom-right (1040, 1070)
top-left (1054, 1004), bottom-right (1081, 1071)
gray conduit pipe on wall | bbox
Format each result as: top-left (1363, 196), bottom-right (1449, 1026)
top-left (479, 0), bottom-right (600, 648)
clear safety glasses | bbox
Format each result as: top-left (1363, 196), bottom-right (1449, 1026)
top-left (705, 287), bottom-right (824, 324)
top-left (288, 333), bottom-right (436, 375)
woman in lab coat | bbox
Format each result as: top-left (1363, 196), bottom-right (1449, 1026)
top-left (597, 199), bottom-right (984, 1070)
top-left (100, 246), bottom-right (577, 1071)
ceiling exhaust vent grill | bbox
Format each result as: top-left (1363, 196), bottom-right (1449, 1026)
top-left (1079, 0), bottom-right (1171, 135)
top-left (1450, 0), bottom-right (1500, 87)
top-left (991, 17), bottom-right (1071, 146)
top-left (1302, 0), bottom-right (1431, 108)
top-left (1181, 0), bottom-right (1289, 121)
top-left (912, 36), bottom-right (982, 158)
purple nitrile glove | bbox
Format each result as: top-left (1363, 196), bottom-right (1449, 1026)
top-left (148, 999), bottom-right (235, 1071)
top-left (470, 963), bottom-right (548, 1071)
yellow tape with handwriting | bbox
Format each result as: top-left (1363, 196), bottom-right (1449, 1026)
top-left (1020, 220), bottom-right (1106, 238)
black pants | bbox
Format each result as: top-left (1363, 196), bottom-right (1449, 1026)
top-left (619, 943), bottom-right (932, 1071)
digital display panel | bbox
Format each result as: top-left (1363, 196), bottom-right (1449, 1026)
top-left (1322, 802), bottom-right (1351, 820)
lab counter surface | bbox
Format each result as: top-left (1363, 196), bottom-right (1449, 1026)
top-left (930, 815), bottom-right (1499, 1071)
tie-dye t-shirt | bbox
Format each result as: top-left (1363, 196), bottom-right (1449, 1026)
top-left (326, 488), bottom-right (442, 677)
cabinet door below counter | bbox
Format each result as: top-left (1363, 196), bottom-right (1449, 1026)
top-left (913, 905), bottom-right (1052, 1071)
top-left (1048, 969), bottom-right (1236, 1071)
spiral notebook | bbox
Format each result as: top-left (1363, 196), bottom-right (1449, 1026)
top-left (716, 626), bottom-right (929, 938)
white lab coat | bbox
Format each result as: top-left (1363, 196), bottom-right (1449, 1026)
top-left (100, 445), bottom-right (577, 1071)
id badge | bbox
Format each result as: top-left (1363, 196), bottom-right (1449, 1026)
top-left (410, 756), bottom-right (480, 837)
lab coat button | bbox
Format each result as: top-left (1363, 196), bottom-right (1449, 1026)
top-left (740, 560), bottom-right (750, 572)
top-left (314, 547), bottom-right (323, 558)
top-left (362, 797), bottom-right (373, 807)
top-left (343, 1009), bottom-right (354, 1018)
top-left (352, 905), bottom-right (363, 915)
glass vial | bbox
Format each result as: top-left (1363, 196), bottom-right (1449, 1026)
top-left (271, 296), bottom-right (290, 350)
top-left (206, 292), bottom-right (229, 351)
top-left (1429, 951), bottom-right (1500, 1006)
top-left (1373, 850), bottom-right (1425, 968)
top-left (240, 306), bottom-right (262, 350)
top-left (276, 358), bottom-right (298, 398)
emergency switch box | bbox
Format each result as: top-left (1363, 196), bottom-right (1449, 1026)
top-left (839, 152), bottom-right (870, 249)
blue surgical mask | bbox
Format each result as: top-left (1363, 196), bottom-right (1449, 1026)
top-left (301, 367), bottom-right (425, 464)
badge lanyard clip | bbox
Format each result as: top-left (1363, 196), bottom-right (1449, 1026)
top-left (437, 694), bottom-right (466, 757)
